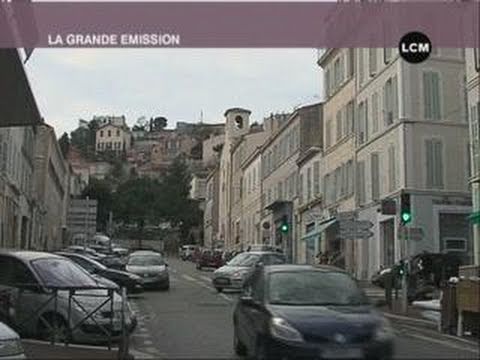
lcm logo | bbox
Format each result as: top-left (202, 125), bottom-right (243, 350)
top-left (398, 31), bottom-right (432, 64)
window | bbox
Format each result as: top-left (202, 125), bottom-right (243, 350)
top-left (358, 100), bottom-right (368, 144)
top-left (369, 48), bottom-right (377, 76)
top-left (334, 167), bottom-right (341, 202)
top-left (313, 161), bottom-right (320, 196)
top-left (107, 130), bottom-right (111, 137)
top-left (359, 49), bottom-right (365, 84)
top-left (426, 139), bottom-right (444, 189)
top-left (325, 119), bottom-right (332, 148)
top-left (116, 130), bottom-right (120, 136)
top-left (357, 161), bottom-right (366, 205)
top-left (471, 103), bottom-right (480, 174)
top-left (289, 173), bottom-right (295, 199)
top-left (423, 71), bottom-right (442, 120)
top-left (384, 77), bottom-right (396, 126)
top-left (346, 101), bottom-right (355, 134)
top-left (388, 145), bottom-right (397, 192)
top-left (336, 110), bottom-right (343, 142)
top-left (347, 48), bottom-right (355, 79)
top-left (325, 68), bottom-right (331, 97)
top-left (475, 48), bottom-right (480, 72)
top-left (307, 167), bottom-right (312, 201)
top-left (347, 160), bottom-right (354, 196)
top-left (372, 92), bottom-right (379, 133)
top-left (371, 153), bottom-right (380, 201)
top-left (299, 173), bottom-right (304, 204)
top-left (384, 48), bottom-right (392, 64)
top-left (334, 58), bottom-right (341, 88)
top-left (100, 130), bottom-right (104, 137)
top-left (444, 238), bottom-right (467, 252)
top-left (323, 173), bottom-right (330, 204)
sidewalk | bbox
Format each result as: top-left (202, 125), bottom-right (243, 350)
top-left (22, 339), bottom-right (127, 360)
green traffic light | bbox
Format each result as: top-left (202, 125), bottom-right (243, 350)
top-left (401, 212), bottom-right (412, 223)
top-left (281, 223), bottom-right (289, 233)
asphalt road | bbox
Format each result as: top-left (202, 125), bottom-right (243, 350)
top-left (128, 257), bottom-right (479, 359)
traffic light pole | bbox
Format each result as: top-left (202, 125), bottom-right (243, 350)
top-left (401, 226), bottom-right (409, 314)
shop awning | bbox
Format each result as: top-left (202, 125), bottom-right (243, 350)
top-left (317, 218), bottom-right (337, 233)
top-left (467, 211), bottom-right (480, 224)
top-left (302, 232), bottom-right (320, 243)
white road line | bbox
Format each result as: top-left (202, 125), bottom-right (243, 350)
top-left (219, 293), bottom-right (234, 302)
top-left (401, 330), bottom-right (480, 353)
top-left (181, 274), bottom-right (196, 282)
top-left (199, 275), bottom-right (212, 283)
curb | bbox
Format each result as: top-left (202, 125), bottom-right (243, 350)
top-left (21, 338), bottom-right (119, 351)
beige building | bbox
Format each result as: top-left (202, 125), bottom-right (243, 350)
top-left (466, 47), bottom-right (480, 265)
top-left (241, 148), bottom-right (263, 247)
top-left (318, 48), bottom-right (356, 271)
top-left (230, 128), bottom-right (266, 250)
top-left (204, 166), bottom-right (220, 249)
top-left (33, 124), bottom-right (70, 251)
top-left (218, 108), bottom-right (252, 250)
top-left (353, 48), bottom-right (472, 280)
top-left (296, 147), bottom-right (324, 265)
top-left (260, 103), bottom-right (323, 262)
top-left (96, 123), bottom-right (132, 153)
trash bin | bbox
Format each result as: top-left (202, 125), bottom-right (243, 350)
top-left (440, 282), bottom-right (457, 335)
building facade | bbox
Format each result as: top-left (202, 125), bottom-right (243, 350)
top-left (96, 123), bottom-right (132, 154)
top-left (466, 47), bottom-right (480, 265)
top-left (204, 166), bottom-right (220, 249)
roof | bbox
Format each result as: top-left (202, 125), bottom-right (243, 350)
top-left (262, 264), bottom-right (347, 274)
top-left (224, 107), bottom-right (252, 117)
top-left (0, 250), bottom-right (63, 262)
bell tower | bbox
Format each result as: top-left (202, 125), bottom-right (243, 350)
top-left (224, 107), bottom-right (251, 140)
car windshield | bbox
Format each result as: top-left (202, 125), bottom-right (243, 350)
top-left (268, 271), bottom-right (369, 306)
top-left (31, 258), bottom-right (99, 288)
top-left (82, 256), bottom-right (107, 271)
top-left (128, 255), bottom-right (165, 266)
top-left (227, 253), bottom-right (260, 267)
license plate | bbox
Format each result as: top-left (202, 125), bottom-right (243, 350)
top-left (215, 278), bottom-right (229, 285)
top-left (322, 348), bottom-right (363, 359)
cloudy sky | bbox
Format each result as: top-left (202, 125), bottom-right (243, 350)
top-left (25, 49), bottom-right (324, 136)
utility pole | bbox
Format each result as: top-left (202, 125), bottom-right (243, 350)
top-left (400, 226), bottom-right (409, 314)
top-left (84, 196), bottom-right (89, 251)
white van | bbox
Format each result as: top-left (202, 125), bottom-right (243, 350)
top-left (180, 245), bottom-right (197, 260)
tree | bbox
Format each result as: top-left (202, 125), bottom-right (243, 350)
top-left (58, 132), bottom-right (70, 157)
top-left (150, 116), bottom-right (168, 132)
top-left (81, 178), bottom-right (114, 231)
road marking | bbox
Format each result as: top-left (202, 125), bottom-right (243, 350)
top-left (181, 274), bottom-right (196, 282)
top-left (199, 275), bottom-right (212, 283)
top-left (219, 293), bottom-right (234, 302)
top-left (400, 329), bottom-right (480, 354)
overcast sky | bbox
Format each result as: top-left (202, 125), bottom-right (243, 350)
top-left (25, 49), bottom-right (324, 136)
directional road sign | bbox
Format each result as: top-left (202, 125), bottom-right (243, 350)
top-left (339, 220), bottom-right (374, 231)
top-left (338, 229), bottom-right (374, 240)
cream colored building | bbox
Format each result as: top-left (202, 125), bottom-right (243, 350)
top-left (230, 129), bottom-right (266, 249)
top-left (241, 148), bottom-right (263, 247)
top-left (318, 48), bottom-right (356, 271)
top-left (204, 166), bottom-right (220, 249)
top-left (217, 108), bottom-right (252, 250)
top-left (96, 123), bottom-right (132, 153)
top-left (354, 48), bottom-right (472, 280)
top-left (466, 47), bottom-right (480, 265)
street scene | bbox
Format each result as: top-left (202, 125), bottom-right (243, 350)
top-left (1, 2), bottom-right (480, 358)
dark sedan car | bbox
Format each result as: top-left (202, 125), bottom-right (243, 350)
top-left (56, 252), bottom-right (144, 294)
top-left (233, 265), bottom-right (394, 360)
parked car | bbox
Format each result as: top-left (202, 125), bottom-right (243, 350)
top-left (196, 249), bottom-right (223, 270)
top-left (56, 252), bottom-right (144, 294)
top-left (63, 246), bottom-right (124, 270)
top-left (212, 251), bottom-right (286, 293)
top-left (0, 321), bottom-right (26, 359)
top-left (180, 245), bottom-right (197, 261)
top-left (233, 264), bottom-right (394, 360)
top-left (0, 251), bottom-right (136, 344)
top-left (246, 244), bottom-right (283, 253)
top-left (125, 251), bottom-right (169, 290)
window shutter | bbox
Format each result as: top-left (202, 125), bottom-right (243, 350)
top-left (388, 146), bottom-right (396, 192)
top-left (357, 161), bottom-right (366, 204)
top-left (369, 48), bottom-right (377, 75)
top-left (426, 139), bottom-right (434, 187)
top-left (432, 73), bottom-right (441, 119)
top-left (371, 153), bottom-right (380, 200)
top-left (383, 82), bottom-right (388, 126)
top-left (313, 161), bottom-right (320, 195)
top-left (393, 75), bottom-right (399, 120)
top-left (336, 111), bottom-right (342, 142)
top-left (307, 167), bottom-right (312, 201)
top-left (434, 140), bottom-right (444, 188)
top-left (372, 92), bottom-right (379, 133)
top-left (359, 49), bottom-right (364, 84)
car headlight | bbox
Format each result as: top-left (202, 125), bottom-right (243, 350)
top-left (270, 317), bottom-right (304, 343)
top-left (0, 338), bottom-right (24, 357)
top-left (373, 317), bottom-right (394, 341)
top-left (232, 270), bottom-right (248, 279)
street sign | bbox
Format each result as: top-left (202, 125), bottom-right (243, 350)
top-left (339, 220), bottom-right (374, 231)
top-left (398, 226), bottom-right (424, 241)
top-left (338, 229), bottom-right (374, 239)
top-left (335, 211), bottom-right (356, 221)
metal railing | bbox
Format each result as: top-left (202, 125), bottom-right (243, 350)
top-left (0, 284), bottom-right (131, 359)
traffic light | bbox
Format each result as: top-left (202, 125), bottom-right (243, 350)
top-left (400, 193), bottom-right (412, 225)
top-left (280, 217), bottom-right (289, 234)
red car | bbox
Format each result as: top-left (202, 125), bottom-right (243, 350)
top-left (196, 249), bottom-right (223, 270)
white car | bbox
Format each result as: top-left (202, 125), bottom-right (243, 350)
top-left (0, 322), bottom-right (26, 359)
top-left (179, 245), bottom-right (197, 261)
